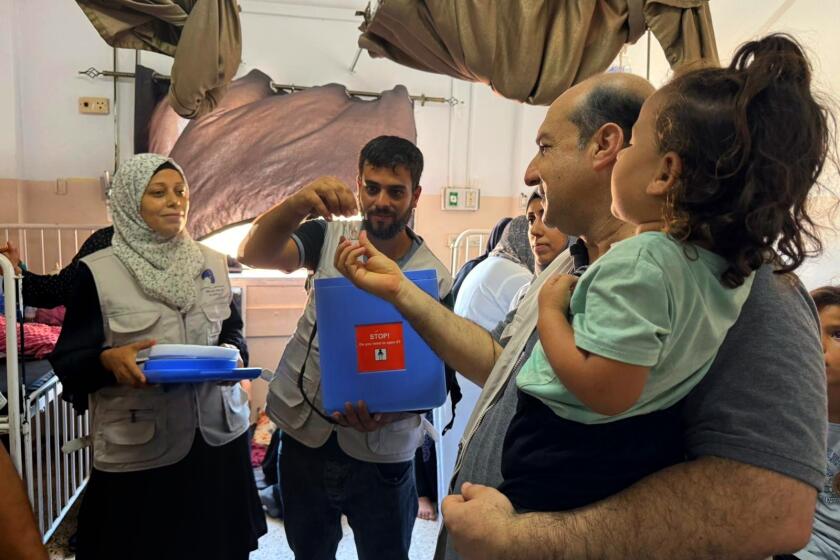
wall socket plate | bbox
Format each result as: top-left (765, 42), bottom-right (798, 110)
top-left (442, 186), bottom-right (480, 211)
top-left (79, 97), bottom-right (110, 115)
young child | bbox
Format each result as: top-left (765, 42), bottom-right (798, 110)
top-left (500, 34), bottom-right (834, 512)
top-left (792, 286), bottom-right (840, 559)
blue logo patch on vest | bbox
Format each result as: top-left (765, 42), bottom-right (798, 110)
top-left (201, 269), bottom-right (216, 284)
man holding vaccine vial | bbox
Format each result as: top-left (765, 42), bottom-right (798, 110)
top-left (238, 135), bottom-right (456, 560)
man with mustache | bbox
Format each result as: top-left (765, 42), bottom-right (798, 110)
top-left (333, 73), bottom-right (825, 559)
top-left (239, 135), bottom-right (454, 560)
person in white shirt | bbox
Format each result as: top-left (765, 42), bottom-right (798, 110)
top-left (453, 215), bottom-right (533, 331)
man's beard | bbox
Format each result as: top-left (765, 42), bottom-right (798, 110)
top-left (363, 207), bottom-right (412, 240)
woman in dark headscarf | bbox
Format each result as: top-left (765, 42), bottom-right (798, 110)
top-left (50, 154), bottom-right (266, 560)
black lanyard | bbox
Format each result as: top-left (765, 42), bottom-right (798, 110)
top-left (297, 321), bottom-right (338, 425)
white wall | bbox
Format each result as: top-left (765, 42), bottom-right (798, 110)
top-left (6, 0), bottom-right (119, 180)
top-left (0, 0), bottom-right (20, 178)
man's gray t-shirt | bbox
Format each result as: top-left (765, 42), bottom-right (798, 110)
top-left (445, 265), bottom-right (826, 559)
top-left (452, 326), bottom-right (538, 494)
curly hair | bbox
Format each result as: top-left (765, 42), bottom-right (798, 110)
top-left (812, 286), bottom-right (840, 313)
top-left (655, 34), bottom-right (836, 287)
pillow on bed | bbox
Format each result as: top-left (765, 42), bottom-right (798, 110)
top-left (34, 306), bottom-right (66, 326)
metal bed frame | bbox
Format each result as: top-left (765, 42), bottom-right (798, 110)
top-left (1, 224), bottom-right (107, 275)
top-left (448, 228), bottom-right (491, 274)
top-left (1, 224), bottom-right (107, 541)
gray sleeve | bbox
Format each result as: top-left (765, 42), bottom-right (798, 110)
top-left (682, 266), bottom-right (827, 489)
top-left (290, 234), bottom-right (305, 268)
top-left (492, 308), bottom-right (518, 347)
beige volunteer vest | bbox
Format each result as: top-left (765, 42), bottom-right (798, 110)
top-left (82, 245), bottom-right (250, 473)
top-left (266, 221), bottom-right (452, 464)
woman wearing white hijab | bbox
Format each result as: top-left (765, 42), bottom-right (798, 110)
top-left (51, 154), bottom-right (265, 560)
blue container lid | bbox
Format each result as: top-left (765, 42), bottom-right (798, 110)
top-left (143, 358), bottom-right (238, 372)
top-left (143, 367), bottom-right (261, 384)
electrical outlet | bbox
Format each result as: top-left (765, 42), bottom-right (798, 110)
top-left (442, 186), bottom-right (480, 211)
top-left (78, 97), bottom-right (110, 115)
top-left (463, 188), bottom-right (479, 210)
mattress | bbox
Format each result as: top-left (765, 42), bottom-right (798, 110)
top-left (0, 358), bottom-right (55, 394)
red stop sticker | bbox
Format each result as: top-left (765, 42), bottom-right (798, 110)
top-left (355, 323), bottom-right (406, 373)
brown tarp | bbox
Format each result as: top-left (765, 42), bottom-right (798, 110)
top-left (76, 0), bottom-right (241, 118)
top-left (148, 70), bottom-right (417, 239)
top-left (358, 0), bottom-right (718, 105)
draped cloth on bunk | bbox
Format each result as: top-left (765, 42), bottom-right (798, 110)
top-left (143, 70), bottom-right (418, 240)
top-left (357, 0), bottom-right (719, 105)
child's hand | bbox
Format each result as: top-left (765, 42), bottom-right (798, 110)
top-left (538, 274), bottom-right (578, 315)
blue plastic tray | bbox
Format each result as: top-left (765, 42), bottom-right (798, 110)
top-left (143, 367), bottom-right (262, 384)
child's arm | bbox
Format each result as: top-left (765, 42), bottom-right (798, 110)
top-left (537, 274), bottom-right (649, 416)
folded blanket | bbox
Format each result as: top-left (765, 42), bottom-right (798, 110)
top-left (34, 306), bottom-right (66, 327)
top-left (0, 316), bottom-right (62, 360)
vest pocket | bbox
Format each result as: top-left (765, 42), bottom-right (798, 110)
top-left (107, 310), bottom-right (162, 348)
top-left (220, 385), bottom-right (250, 434)
top-left (95, 404), bottom-right (167, 466)
top-left (266, 369), bottom-right (318, 431)
top-left (365, 415), bottom-right (424, 457)
top-left (200, 302), bottom-right (230, 346)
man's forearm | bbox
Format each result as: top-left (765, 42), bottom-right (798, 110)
top-left (0, 444), bottom-right (48, 560)
top-left (238, 200), bottom-right (305, 269)
top-left (395, 281), bottom-right (501, 387)
top-left (508, 457), bottom-right (815, 560)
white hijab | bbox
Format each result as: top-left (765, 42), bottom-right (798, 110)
top-left (110, 153), bottom-right (205, 312)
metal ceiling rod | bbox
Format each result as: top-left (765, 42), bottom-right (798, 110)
top-left (271, 83), bottom-right (461, 106)
top-left (79, 67), bottom-right (143, 80)
top-left (349, 47), bottom-right (363, 74)
top-left (78, 67), bottom-right (462, 106)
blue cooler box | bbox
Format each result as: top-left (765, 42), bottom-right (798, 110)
top-left (314, 269), bottom-right (446, 414)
